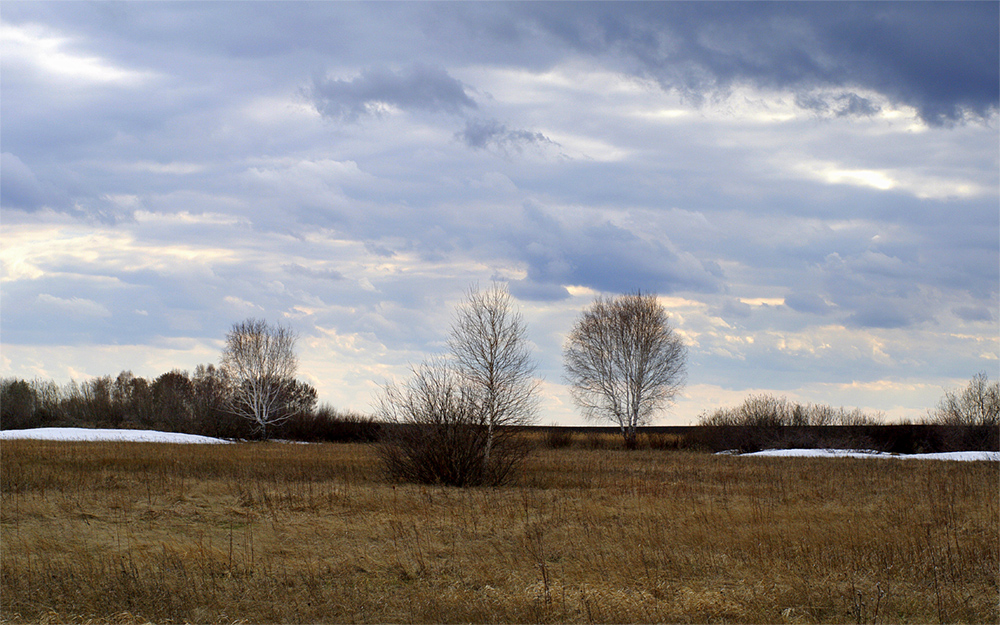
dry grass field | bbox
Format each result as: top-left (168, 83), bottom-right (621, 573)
top-left (1, 438), bottom-right (997, 624)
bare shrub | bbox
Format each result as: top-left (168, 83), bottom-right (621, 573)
top-left (697, 394), bottom-right (887, 451)
top-left (582, 431), bottom-right (622, 450)
top-left (376, 362), bottom-right (526, 486)
top-left (699, 394), bottom-right (884, 427)
top-left (641, 432), bottom-right (681, 450)
top-left (275, 405), bottom-right (381, 443)
top-left (0, 379), bottom-right (37, 430)
top-left (837, 407), bottom-right (884, 426)
top-left (543, 427), bottom-right (574, 449)
top-left (190, 364), bottom-right (243, 439)
top-left (931, 372), bottom-right (1000, 426)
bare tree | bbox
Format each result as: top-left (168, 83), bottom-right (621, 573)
top-left (191, 364), bottom-right (238, 438)
top-left (697, 394), bottom-right (885, 427)
top-left (220, 318), bottom-right (300, 439)
top-left (1, 378), bottom-right (36, 430)
top-left (448, 283), bottom-right (540, 466)
top-left (933, 372), bottom-right (1000, 426)
top-left (563, 292), bottom-right (687, 447)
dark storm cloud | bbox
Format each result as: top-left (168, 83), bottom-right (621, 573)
top-left (794, 92), bottom-right (882, 118)
top-left (9, 3), bottom-right (993, 127)
top-left (310, 64), bottom-right (477, 121)
top-left (506, 204), bottom-right (723, 301)
top-left (952, 305), bottom-right (994, 323)
top-left (0, 153), bottom-right (46, 211)
top-left (457, 118), bottom-right (557, 152)
top-left (520, 2), bottom-right (999, 124)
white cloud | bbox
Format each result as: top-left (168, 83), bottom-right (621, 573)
top-left (115, 161), bottom-right (207, 175)
top-left (36, 293), bottom-right (110, 318)
top-left (133, 210), bottom-right (245, 227)
top-left (2, 23), bottom-right (155, 86)
top-left (0, 221), bottom-right (238, 280)
top-left (795, 159), bottom-right (990, 198)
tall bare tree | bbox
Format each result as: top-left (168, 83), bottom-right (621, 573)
top-left (933, 372), bottom-right (999, 426)
top-left (220, 318), bottom-right (300, 439)
top-left (563, 292), bottom-right (687, 447)
top-left (448, 283), bottom-right (539, 466)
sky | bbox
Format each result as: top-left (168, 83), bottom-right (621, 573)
top-left (1, 2), bottom-right (997, 425)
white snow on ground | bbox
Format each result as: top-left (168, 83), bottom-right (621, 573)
top-left (1, 429), bottom-right (997, 459)
top-left (734, 448), bottom-right (1000, 461)
top-left (0, 427), bottom-right (229, 444)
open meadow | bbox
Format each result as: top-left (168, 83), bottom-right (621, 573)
top-left (1, 439), bottom-right (997, 624)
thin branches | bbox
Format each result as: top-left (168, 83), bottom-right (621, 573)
top-left (448, 283), bottom-right (540, 464)
top-left (220, 318), bottom-right (300, 439)
top-left (563, 292), bottom-right (686, 447)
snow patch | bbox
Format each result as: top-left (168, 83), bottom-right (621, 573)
top-left (2, 429), bottom-right (996, 460)
top-left (732, 448), bottom-right (999, 461)
top-left (0, 427), bottom-right (230, 444)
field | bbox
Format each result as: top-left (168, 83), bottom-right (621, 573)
top-left (1, 439), bottom-right (997, 624)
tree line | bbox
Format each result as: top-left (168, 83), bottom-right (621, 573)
top-left (0, 365), bottom-right (377, 442)
top-left (696, 374), bottom-right (999, 429)
top-left (2, 284), bottom-right (997, 487)
top-left (1, 286), bottom-right (685, 485)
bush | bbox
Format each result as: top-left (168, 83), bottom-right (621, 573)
top-left (950, 424), bottom-right (1000, 451)
top-left (543, 427), bottom-right (575, 449)
top-left (641, 432), bottom-right (682, 450)
top-left (376, 362), bottom-right (528, 487)
top-left (698, 394), bottom-right (884, 427)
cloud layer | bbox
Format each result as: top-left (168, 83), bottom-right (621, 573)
top-left (311, 64), bottom-right (477, 121)
top-left (2, 3), bottom-right (996, 424)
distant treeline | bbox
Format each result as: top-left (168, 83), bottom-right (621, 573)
top-left (533, 424), bottom-right (998, 454)
top-left (0, 367), bottom-right (380, 442)
top-left (687, 384), bottom-right (998, 452)
top-left (2, 370), bottom-right (997, 453)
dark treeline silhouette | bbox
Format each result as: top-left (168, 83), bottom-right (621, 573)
top-left (2, 369), bottom-right (995, 453)
top-left (0, 367), bottom-right (379, 442)
top-left (534, 423), bottom-right (998, 454)
top-left (691, 388), bottom-right (998, 453)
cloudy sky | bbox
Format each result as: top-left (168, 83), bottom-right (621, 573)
top-left (2, 2), bottom-right (997, 424)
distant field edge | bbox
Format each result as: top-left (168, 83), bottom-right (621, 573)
top-left (0, 423), bottom-right (996, 453)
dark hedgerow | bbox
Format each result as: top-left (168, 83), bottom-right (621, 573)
top-left (273, 405), bottom-right (381, 443)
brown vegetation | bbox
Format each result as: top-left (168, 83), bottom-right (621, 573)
top-left (2, 439), bottom-right (997, 624)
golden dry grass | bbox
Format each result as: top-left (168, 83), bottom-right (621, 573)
top-left (1, 439), bottom-right (997, 624)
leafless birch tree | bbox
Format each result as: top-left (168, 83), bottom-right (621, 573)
top-left (563, 292), bottom-right (687, 447)
top-left (220, 318), bottom-right (300, 439)
top-left (448, 283), bottom-right (539, 466)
